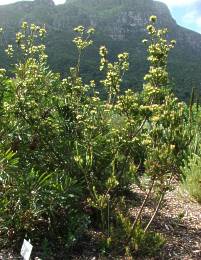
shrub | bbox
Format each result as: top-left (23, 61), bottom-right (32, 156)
top-left (181, 104), bottom-right (201, 204)
top-left (0, 23), bottom-right (90, 251)
top-left (181, 154), bottom-right (201, 203)
top-left (0, 17), bottom-right (190, 257)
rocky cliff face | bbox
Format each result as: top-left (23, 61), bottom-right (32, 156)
top-left (0, 0), bottom-right (201, 100)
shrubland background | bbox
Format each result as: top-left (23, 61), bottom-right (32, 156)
top-left (1, 0), bottom-right (201, 101)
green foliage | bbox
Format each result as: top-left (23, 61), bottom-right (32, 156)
top-left (187, 105), bottom-right (201, 156)
top-left (181, 105), bottom-right (201, 203)
top-left (181, 154), bottom-right (201, 203)
top-left (0, 151), bottom-right (88, 249)
top-left (101, 212), bottom-right (165, 257)
top-left (0, 16), bottom-right (191, 258)
top-left (0, 22), bottom-right (89, 251)
top-left (1, 0), bottom-right (201, 101)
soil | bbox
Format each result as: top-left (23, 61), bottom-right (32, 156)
top-left (156, 186), bottom-right (201, 260)
top-left (1, 184), bottom-right (201, 260)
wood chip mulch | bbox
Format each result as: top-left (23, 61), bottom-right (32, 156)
top-left (128, 184), bottom-right (201, 260)
top-left (156, 186), bottom-right (201, 260)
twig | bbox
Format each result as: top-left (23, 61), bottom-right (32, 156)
top-left (144, 192), bottom-right (164, 232)
top-left (126, 176), bottom-right (155, 243)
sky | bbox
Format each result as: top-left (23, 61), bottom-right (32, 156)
top-left (0, 0), bottom-right (65, 4)
top-left (0, 0), bottom-right (200, 34)
top-left (159, 0), bottom-right (201, 33)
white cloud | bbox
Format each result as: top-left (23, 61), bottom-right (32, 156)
top-left (196, 16), bottom-right (201, 26)
top-left (158, 0), bottom-right (199, 8)
top-left (0, 0), bottom-right (65, 5)
top-left (54, 0), bottom-right (65, 4)
top-left (183, 10), bottom-right (197, 22)
top-left (0, 0), bottom-right (19, 4)
top-left (182, 10), bottom-right (201, 33)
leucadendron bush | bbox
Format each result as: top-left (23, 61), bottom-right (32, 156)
top-left (0, 17), bottom-right (191, 257)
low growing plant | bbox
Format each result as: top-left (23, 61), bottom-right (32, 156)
top-left (181, 153), bottom-right (201, 203)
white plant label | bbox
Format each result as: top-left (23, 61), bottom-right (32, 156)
top-left (20, 239), bottom-right (33, 260)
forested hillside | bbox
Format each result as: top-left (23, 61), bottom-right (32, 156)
top-left (0, 0), bottom-right (201, 100)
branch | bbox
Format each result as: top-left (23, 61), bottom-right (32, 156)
top-left (126, 176), bottom-right (155, 243)
top-left (144, 192), bottom-right (164, 232)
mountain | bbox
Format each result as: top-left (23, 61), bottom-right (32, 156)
top-left (0, 0), bottom-right (201, 101)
